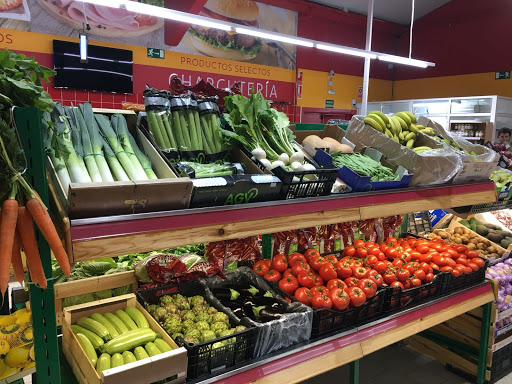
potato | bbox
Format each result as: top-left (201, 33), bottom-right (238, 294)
top-left (452, 237), bottom-right (462, 244)
top-left (438, 231), bottom-right (449, 239)
top-left (469, 238), bottom-right (478, 245)
top-left (477, 243), bottom-right (486, 250)
top-left (454, 227), bottom-right (464, 235)
top-left (467, 243), bottom-right (476, 250)
top-left (487, 246), bottom-right (497, 253)
top-left (489, 253), bottom-right (500, 259)
top-left (498, 249), bottom-right (505, 256)
top-left (463, 228), bottom-right (470, 235)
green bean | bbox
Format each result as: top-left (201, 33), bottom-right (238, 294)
top-left (331, 152), bottom-right (398, 182)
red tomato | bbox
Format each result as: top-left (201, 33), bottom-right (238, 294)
top-left (404, 264), bottom-right (415, 274)
top-left (288, 253), bottom-right (306, 265)
top-left (272, 254), bottom-right (288, 272)
top-left (365, 255), bottom-right (378, 268)
top-left (374, 261), bottom-right (387, 274)
top-left (253, 261), bottom-right (270, 276)
top-left (278, 276), bottom-right (299, 295)
top-left (263, 270), bottom-right (281, 282)
top-left (409, 251), bottom-right (422, 261)
top-left (462, 265), bottom-right (473, 274)
top-left (329, 288), bottom-right (350, 311)
top-left (420, 262), bottom-right (430, 274)
top-left (453, 245), bottom-right (467, 253)
top-left (432, 254), bottom-right (447, 267)
top-left (390, 281), bottom-right (404, 291)
top-left (456, 257), bottom-right (468, 266)
top-left (396, 269), bottom-right (410, 282)
top-left (424, 272), bottom-right (434, 283)
top-left (311, 294), bottom-right (332, 309)
top-left (473, 258), bottom-right (485, 268)
top-left (445, 257), bottom-right (456, 268)
top-left (319, 263), bottom-right (338, 281)
top-left (465, 250), bottom-right (479, 259)
top-left (451, 269), bottom-right (461, 277)
top-left (367, 247), bottom-right (381, 257)
top-left (410, 277), bottom-right (421, 287)
top-left (324, 254), bottom-right (338, 264)
top-left (415, 269), bottom-right (426, 281)
top-left (283, 268), bottom-right (294, 279)
top-left (383, 270), bottom-right (397, 284)
top-left (445, 248), bottom-right (459, 258)
top-left (344, 276), bottom-right (359, 287)
top-left (292, 262), bottom-right (311, 277)
top-left (354, 247), bottom-right (367, 259)
top-left (342, 246), bottom-right (356, 257)
top-left (357, 278), bottom-right (377, 298)
top-left (430, 262), bottom-right (440, 270)
top-left (347, 286), bottom-right (366, 307)
top-left (297, 270), bottom-right (317, 289)
top-left (467, 262), bottom-right (479, 271)
top-left (386, 237), bottom-right (398, 247)
top-left (380, 243), bottom-right (390, 253)
top-left (417, 245), bottom-right (430, 254)
top-left (385, 248), bottom-right (399, 260)
top-left (365, 241), bottom-right (377, 248)
top-left (419, 253), bottom-right (433, 263)
top-left (311, 286), bottom-right (329, 296)
top-left (309, 256), bottom-right (326, 272)
top-left (326, 278), bottom-right (347, 292)
top-left (403, 280), bottom-right (412, 289)
top-left (354, 239), bottom-right (366, 248)
top-left (262, 259), bottom-right (272, 268)
top-left (440, 266), bottom-right (453, 273)
top-left (304, 249), bottom-right (320, 261)
top-left (294, 287), bottom-right (313, 306)
top-left (367, 270), bottom-right (384, 287)
top-left (313, 274), bottom-right (324, 287)
top-left (352, 266), bottom-right (368, 280)
top-left (335, 261), bottom-right (353, 279)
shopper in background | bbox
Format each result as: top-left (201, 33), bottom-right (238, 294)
top-left (497, 127), bottom-right (512, 149)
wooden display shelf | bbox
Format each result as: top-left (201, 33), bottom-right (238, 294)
top-left (187, 283), bottom-right (494, 384)
top-left (68, 182), bottom-right (497, 261)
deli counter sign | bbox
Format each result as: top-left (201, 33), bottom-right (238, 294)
top-left (495, 71), bottom-right (510, 80)
top-left (148, 48), bottom-right (165, 59)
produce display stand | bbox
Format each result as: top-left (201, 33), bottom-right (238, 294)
top-left (16, 108), bottom-right (499, 384)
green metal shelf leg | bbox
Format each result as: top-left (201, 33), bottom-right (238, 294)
top-left (15, 108), bottom-right (61, 384)
top-left (477, 301), bottom-right (492, 384)
top-left (349, 360), bottom-right (359, 384)
top-left (262, 234), bottom-right (272, 259)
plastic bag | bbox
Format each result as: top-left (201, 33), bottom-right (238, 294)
top-left (272, 231), bottom-right (298, 256)
top-left (206, 236), bottom-right (262, 271)
top-left (345, 116), bottom-right (463, 186)
top-left (298, 227), bottom-right (318, 250)
top-left (358, 219), bottom-right (378, 242)
top-left (339, 221), bottom-right (356, 248)
top-left (201, 267), bottom-right (312, 357)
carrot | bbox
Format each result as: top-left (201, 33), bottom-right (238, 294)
top-left (11, 229), bottom-right (25, 285)
top-left (0, 199), bottom-right (19, 295)
top-left (17, 206), bottom-right (47, 289)
top-left (26, 197), bottom-right (70, 277)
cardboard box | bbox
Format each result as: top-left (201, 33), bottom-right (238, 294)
top-left (417, 116), bottom-right (499, 183)
top-left (47, 109), bottom-right (193, 219)
top-left (188, 148), bottom-right (282, 207)
top-left (315, 147), bottom-right (413, 192)
top-left (62, 294), bottom-right (187, 384)
top-left (345, 116), bottom-right (463, 186)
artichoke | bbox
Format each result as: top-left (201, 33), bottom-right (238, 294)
top-left (195, 321), bottom-right (210, 331)
top-left (212, 312), bottom-right (229, 324)
top-left (201, 330), bottom-right (217, 343)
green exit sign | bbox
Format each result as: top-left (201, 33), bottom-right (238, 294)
top-left (147, 48), bottom-right (165, 59)
top-left (325, 99), bottom-right (334, 109)
top-left (496, 71), bottom-right (510, 80)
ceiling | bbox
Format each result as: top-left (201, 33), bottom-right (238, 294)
top-left (308, 0), bottom-right (453, 25)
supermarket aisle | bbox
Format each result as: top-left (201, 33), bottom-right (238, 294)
top-left (301, 342), bottom-right (512, 384)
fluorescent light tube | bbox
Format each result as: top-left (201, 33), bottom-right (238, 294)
top-left (316, 44), bottom-right (377, 59)
top-left (235, 27), bottom-right (314, 47)
top-left (79, 33), bottom-right (88, 63)
top-left (378, 55), bottom-right (435, 68)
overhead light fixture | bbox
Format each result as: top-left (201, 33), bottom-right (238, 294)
top-left (378, 55), bottom-right (434, 68)
top-left (316, 43), bottom-right (377, 59)
top-left (235, 27), bottom-right (314, 47)
top-left (79, 33), bottom-right (88, 63)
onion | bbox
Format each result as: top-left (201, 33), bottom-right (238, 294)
top-left (270, 160), bottom-right (285, 170)
top-left (290, 151), bottom-right (305, 163)
top-left (251, 148), bottom-right (266, 160)
top-left (278, 153), bottom-right (290, 165)
top-left (260, 159), bottom-right (272, 169)
top-left (291, 161), bottom-right (303, 171)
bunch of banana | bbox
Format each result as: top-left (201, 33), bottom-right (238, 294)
top-left (430, 135), bottom-right (477, 155)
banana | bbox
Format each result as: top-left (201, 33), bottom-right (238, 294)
top-left (409, 124), bottom-right (419, 134)
top-left (420, 128), bottom-right (435, 136)
top-left (413, 146), bottom-right (433, 153)
top-left (415, 125), bottom-right (425, 130)
top-left (403, 111), bottom-right (417, 124)
top-left (404, 132), bottom-right (416, 141)
top-left (395, 112), bottom-right (412, 126)
top-left (406, 139), bottom-right (415, 148)
top-left (384, 129), bottom-right (394, 138)
top-left (394, 115), bottom-right (409, 130)
top-left (393, 134), bottom-right (400, 142)
top-left (398, 131), bottom-right (405, 141)
top-left (366, 114), bottom-right (387, 132)
top-left (364, 116), bottom-right (385, 132)
top-left (388, 117), bottom-right (401, 135)
top-left (368, 111), bottom-right (389, 125)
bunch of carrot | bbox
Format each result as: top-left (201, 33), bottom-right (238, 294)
top-left (0, 132), bottom-right (71, 296)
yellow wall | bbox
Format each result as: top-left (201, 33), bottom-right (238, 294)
top-left (393, 72), bottom-right (512, 101)
top-left (297, 69), bottom-right (392, 109)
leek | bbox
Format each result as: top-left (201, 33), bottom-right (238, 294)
top-left (43, 111), bottom-right (72, 191)
top-left (79, 103), bottom-right (114, 182)
top-left (101, 136), bottom-right (129, 181)
top-left (128, 132), bottom-right (157, 179)
top-left (111, 114), bottom-right (148, 180)
top-left (72, 106), bottom-right (102, 182)
top-left (64, 106), bottom-right (91, 180)
top-left (146, 110), bottom-right (167, 148)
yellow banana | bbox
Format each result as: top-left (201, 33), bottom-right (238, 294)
top-left (404, 132), bottom-right (416, 141)
top-left (394, 115), bottom-right (409, 130)
top-left (395, 112), bottom-right (412, 126)
top-left (404, 111), bottom-right (417, 124)
top-left (406, 139), bottom-right (415, 148)
top-left (368, 111), bottom-right (389, 125)
top-left (366, 114), bottom-right (387, 132)
top-left (393, 134), bottom-right (400, 142)
top-left (398, 131), bottom-right (405, 140)
top-left (388, 117), bottom-right (401, 135)
top-left (413, 146), bottom-right (432, 153)
top-left (384, 129), bottom-right (394, 138)
top-left (420, 128), bottom-right (435, 136)
top-left (363, 116), bottom-right (384, 133)
top-left (415, 125), bottom-right (425, 130)
top-left (409, 124), bottom-right (419, 134)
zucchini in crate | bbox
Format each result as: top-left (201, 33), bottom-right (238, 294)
top-left (77, 317), bottom-right (113, 341)
top-left (111, 353), bottom-right (124, 368)
top-left (104, 313), bottom-right (129, 335)
top-left (75, 332), bottom-right (98, 368)
top-left (124, 306), bottom-right (149, 329)
top-left (114, 309), bottom-right (138, 331)
top-left (96, 353), bottom-right (111, 375)
top-left (134, 346), bottom-right (149, 361)
top-left (70, 325), bottom-right (104, 350)
top-left (101, 329), bottom-right (157, 355)
top-left (90, 313), bottom-right (119, 339)
top-left (122, 351), bottom-right (136, 364)
top-left (144, 342), bottom-right (160, 357)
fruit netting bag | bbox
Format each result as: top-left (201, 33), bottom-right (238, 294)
top-left (201, 267), bottom-right (313, 357)
top-left (345, 116), bottom-right (463, 186)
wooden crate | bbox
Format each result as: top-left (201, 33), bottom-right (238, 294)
top-left (448, 218), bottom-right (509, 254)
top-left (62, 294), bottom-right (187, 384)
top-left (54, 271), bottom-right (138, 326)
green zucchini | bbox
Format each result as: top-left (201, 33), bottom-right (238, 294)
top-left (104, 313), bottom-right (129, 335)
top-left (144, 342), bottom-right (160, 357)
top-left (96, 353), bottom-right (111, 375)
top-left (102, 329), bottom-right (156, 355)
top-left (90, 313), bottom-right (119, 339)
top-left (76, 333), bottom-right (98, 368)
top-left (124, 306), bottom-right (149, 329)
top-left (82, 262), bottom-right (114, 275)
top-left (70, 325), bottom-right (104, 350)
top-left (154, 339), bottom-right (172, 353)
top-left (133, 346), bottom-right (149, 361)
top-left (77, 317), bottom-right (112, 341)
top-left (114, 310), bottom-right (138, 331)
top-left (111, 353), bottom-right (124, 368)
top-left (122, 351), bottom-right (137, 364)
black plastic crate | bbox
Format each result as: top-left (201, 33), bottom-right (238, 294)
top-left (408, 212), bottom-right (433, 235)
top-left (382, 271), bottom-right (443, 314)
top-left (439, 258), bottom-right (489, 295)
top-left (241, 147), bottom-right (338, 199)
top-left (136, 281), bottom-right (256, 381)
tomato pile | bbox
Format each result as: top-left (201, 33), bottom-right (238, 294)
top-left (252, 236), bottom-right (487, 311)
